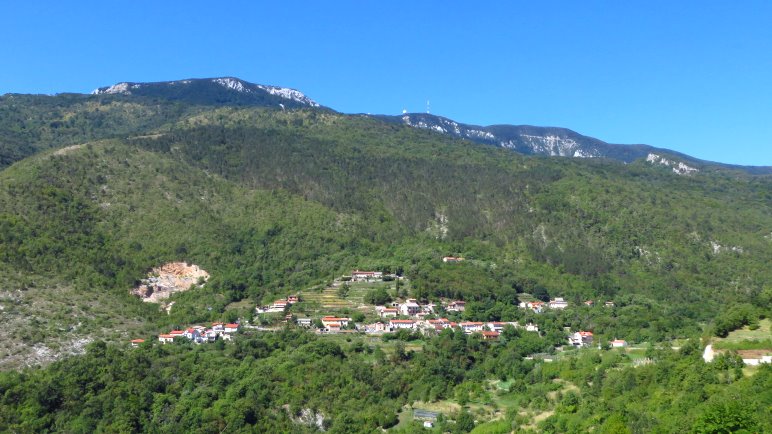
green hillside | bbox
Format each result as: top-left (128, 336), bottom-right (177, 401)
top-left (0, 107), bottom-right (770, 343)
top-left (0, 98), bottom-right (770, 431)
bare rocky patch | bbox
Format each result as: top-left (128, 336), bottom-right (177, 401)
top-left (131, 262), bottom-right (209, 303)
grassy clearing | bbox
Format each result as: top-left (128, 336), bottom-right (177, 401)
top-left (713, 318), bottom-right (772, 351)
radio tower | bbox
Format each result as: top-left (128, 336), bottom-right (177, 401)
top-left (426, 100), bottom-right (431, 114)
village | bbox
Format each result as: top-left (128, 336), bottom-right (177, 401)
top-left (128, 258), bottom-right (769, 367)
top-left (137, 259), bottom-right (614, 351)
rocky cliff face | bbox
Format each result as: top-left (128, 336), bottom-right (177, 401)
top-left (131, 262), bottom-right (209, 303)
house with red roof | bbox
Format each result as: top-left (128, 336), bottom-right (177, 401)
top-left (224, 323), bottom-right (239, 333)
top-left (321, 316), bottom-right (351, 329)
top-left (130, 339), bottom-right (145, 348)
top-left (389, 319), bottom-right (416, 330)
top-left (158, 334), bottom-right (175, 344)
top-left (378, 307), bottom-right (399, 318)
top-left (481, 331), bottom-right (500, 340)
top-left (611, 339), bottom-right (628, 348)
top-left (519, 301), bottom-right (545, 313)
top-left (459, 321), bottom-right (484, 334)
top-left (568, 331), bottom-right (594, 347)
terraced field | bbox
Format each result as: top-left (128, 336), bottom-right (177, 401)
top-left (298, 285), bottom-right (353, 310)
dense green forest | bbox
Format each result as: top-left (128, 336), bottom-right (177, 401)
top-left (1, 330), bottom-right (770, 433)
top-left (0, 91), bottom-right (770, 431)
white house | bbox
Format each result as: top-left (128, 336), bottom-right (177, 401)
top-left (568, 331), bottom-right (594, 347)
top-left (321, 316), bottom-right (351, 329)
top-left (548, 297), bottom-right (568, 309)
top-left (525, 323), bottom-right (540, 332)
top-left (519, 301), bottom-right (545, 313)
top-left (224, 323), bottom-right (239, 333)
top-left (486, 322), bottom-right (509, 333)
top-left (211, 322), bottom-right (224, 333)
top-left (399, 299), bottom-right (421, 317)
top-left (390, 319), bottom-right (416, 330)
top-left (459, 322), bottom-right (484, 334)
top-left (446, 300), bottom-right (466, 312)
top-left (296, 318), bottom-right (312, 327)
top-left (379, 307), bottom-right (398, 318)
top-left (363, 322), bottom-right (387, 333)
top-left (351, 270), bottom-right (383, 282)
top-left (442, 256), bottom-right (464, 263)
top-left (158, 334), bottom-right (175, 344)
top-left (427, 318), bottom-right (452, 331)
top-left (611, 339), bottom-right (628, 348)
top-left (183, 328), bottom-right (201, 342)
top-left (130, 339), bottom-right (145, 348)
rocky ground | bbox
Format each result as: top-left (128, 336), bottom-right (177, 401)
top-left (131, 262), bottom-right (209, 303)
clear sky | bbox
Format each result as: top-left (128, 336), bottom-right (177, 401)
top-left (2, 1), bottom-right (771, 166)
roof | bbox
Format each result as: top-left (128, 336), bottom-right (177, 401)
top-left (159, 334), bottom-right (174, 339)
top-left (578, 331), bottom-right (594, 336)
top-left (131, 339), bottom-right (145, 343)
top-left (390, 319), bottom-right (415, 323)
top-left (482, 331), bottom-right (500, 337)
top-left (460, 322), bottom-right (483, 326)
top-left (322, 316), bottom-right (350, 321)
top-left (212, 322), bottom-right (224, 326)
top-left (611, 339), bottom-right (626, 343)
top-left (169, 330), bottom-right (184, 335)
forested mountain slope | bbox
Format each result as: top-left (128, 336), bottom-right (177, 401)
top-left (0, 106), bottom-right (769, 364)
top-left (1, 85), bottom-right (771, 432)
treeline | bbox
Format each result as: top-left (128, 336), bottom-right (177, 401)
top-left (1, 330), bottom-right (769, 433)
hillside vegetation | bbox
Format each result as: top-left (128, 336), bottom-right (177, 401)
top-left (0, 105), bottom-right (770, 358)
top-left (0, 95), bottom-right (770, 432)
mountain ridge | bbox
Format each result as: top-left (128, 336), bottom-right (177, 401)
top-left (2, 76), bottom-right (771, 174)
top-left (86, 76), bottom-right (769, 173)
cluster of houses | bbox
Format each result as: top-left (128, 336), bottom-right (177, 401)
top-left (256, 295), bottom-right (300, 314)
top-left (520, 298), bottom-right (615, 313)
top-left (374, 318), bottom-right (538, 339)
top-left (566, 331), bottom-right (628, 349)
top-left (156, 322), bottom-right (240, 344)
top-left (375, 299), bottom-right (466, 319)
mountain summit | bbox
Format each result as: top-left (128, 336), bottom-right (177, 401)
top-left (92, 77), bottom-right (321, 109)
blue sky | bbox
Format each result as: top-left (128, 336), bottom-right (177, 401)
top-left (2, 1), bottom-right (771, 166)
